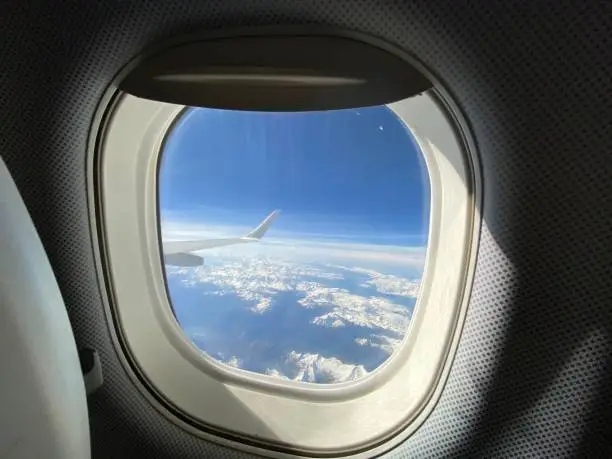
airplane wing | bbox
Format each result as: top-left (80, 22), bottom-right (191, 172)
top-left (162, 210), bottom-right (280, 266)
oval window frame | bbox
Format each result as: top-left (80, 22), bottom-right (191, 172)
top-left (88, 28), bottom-right (481, 458)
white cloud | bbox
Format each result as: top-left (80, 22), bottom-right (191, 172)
top-left (166, 250), bottom-right (420, 383)
top-left (225, 356), bottom-right (242, 368)
top-left (368, 277), bottom-right (420, 297)
top-left (331, 265), bottom-right (421, 297)
top-left (170, 257), bottom-right (345, 311)
top-left (353, 334), bottom-right (401, 355)
top-left (169, 255), bottom-right (414, 337)
top-left (311, 316), bottom-right (346, 328)
top-left (161, 220), bottom-right (426, 270)
top-left (299, 287), bottom-right (411, 336)
top-left (269, 351), bottom-right (368, 384)
top-left (251, 297), bottom-right (272, 314)
top-left (265, 368), bottom-right (290, 380)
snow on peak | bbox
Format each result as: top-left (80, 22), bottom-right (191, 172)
top-left (250, 297), bottom-right (272, 314)
top-left (299, 287), bottom-right (412, 336)
top-left (166, 254), bottom-right (420, 383)
top-left (225, 356), bottom-right (242, 368)
top-left (366, 276), bottom-right (420, 297)
top-left (331, 265), bottom-right (421, 298)
top-left (268, 351), bottom-right (368, 384)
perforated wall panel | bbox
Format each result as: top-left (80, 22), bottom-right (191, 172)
top-left (1, 1), bottom-right (612, 458)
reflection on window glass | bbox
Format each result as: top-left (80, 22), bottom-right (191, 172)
top-left (159, 106), bottom-right (430, 384)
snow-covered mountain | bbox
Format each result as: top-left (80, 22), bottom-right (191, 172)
top-left (166, 254), bottom-right (421, 384)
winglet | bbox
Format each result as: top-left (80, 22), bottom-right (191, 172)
top-left (246, 210), bottom-right (280, 240)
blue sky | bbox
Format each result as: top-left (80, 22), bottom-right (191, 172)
top-left (159, 105), bottom-right (430, 247)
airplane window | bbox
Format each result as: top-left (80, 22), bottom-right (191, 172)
top-left (158, 106), bottom-right (430, 384)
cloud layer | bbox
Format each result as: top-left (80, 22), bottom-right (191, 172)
top-left (162, 219), bottom-right (427, 272)
top-left (167, 250), bottom-right (421, 384)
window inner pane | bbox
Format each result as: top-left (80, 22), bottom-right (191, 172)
top-left (159, 105), bottom-right (430, 384)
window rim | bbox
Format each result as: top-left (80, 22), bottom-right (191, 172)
top-left (89, 90), bottom-right (479, 455)
top-left (87, 27), bottom-right (481, 457)
top-left (155, 103), bottom-right (432, 393)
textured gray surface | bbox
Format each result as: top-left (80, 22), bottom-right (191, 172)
top-left (2, 1), bottom-right (612, 458)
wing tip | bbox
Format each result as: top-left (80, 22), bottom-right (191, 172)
top-left (247, 209), bottom-right (281, 239)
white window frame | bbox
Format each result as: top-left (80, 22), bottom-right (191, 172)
top-left (90, 90), bottom-right (480, 456)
